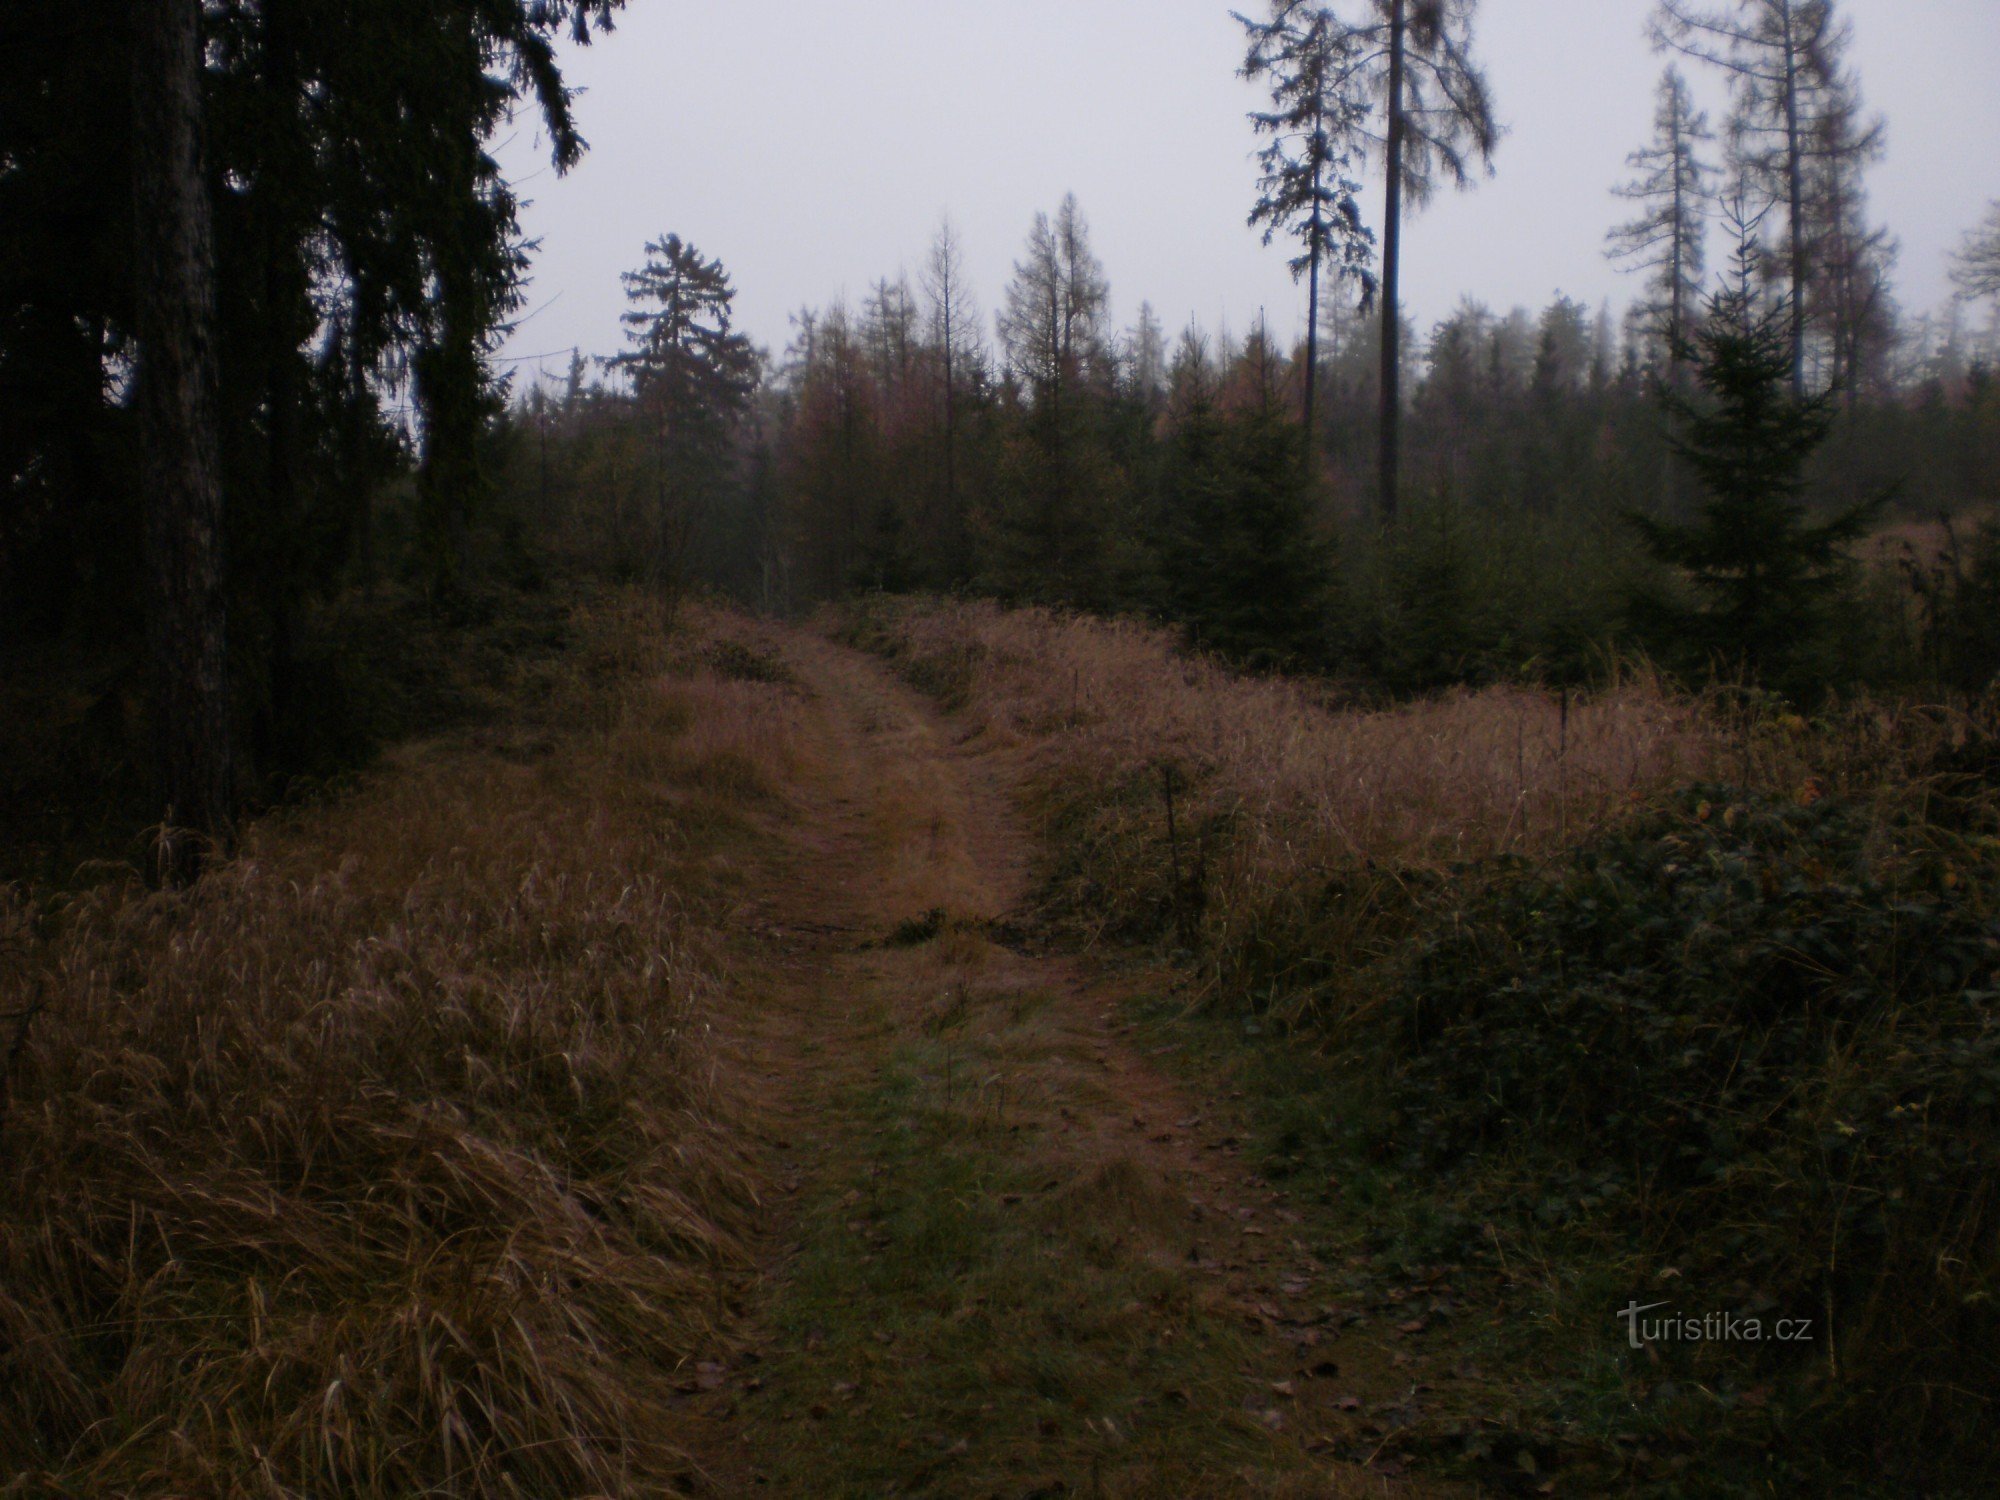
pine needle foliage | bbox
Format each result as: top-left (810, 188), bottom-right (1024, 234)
top-left (1629, 265), bottom-right (1879, 692)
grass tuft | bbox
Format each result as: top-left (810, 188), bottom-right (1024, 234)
top-left (0, 592), bottom-right (803, 1498)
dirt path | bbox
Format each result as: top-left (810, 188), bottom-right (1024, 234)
top-left (676, 625), bottom-right (1448, 1497)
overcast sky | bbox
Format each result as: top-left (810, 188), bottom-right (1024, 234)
top-left (493, 0), bottom-right (2000, 384)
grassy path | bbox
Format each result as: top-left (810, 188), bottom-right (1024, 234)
top-left (674, 624), bottom-right (1452, 1498)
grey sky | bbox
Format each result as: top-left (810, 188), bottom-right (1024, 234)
top-left (495, 0), bottom-right (2000, 383)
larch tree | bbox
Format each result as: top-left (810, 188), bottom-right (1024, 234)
top-left (999, 195), bottom-right (1111, 414)
top-left (996, 195), bottom-right (1113, 599)
top-left (131, 0), bottom-right (234, 882)
top-left (1235, 1), bottom-right (1378, 453)
top-left (1605, 66), bottom-right (1714, 383)
top-left (920, 217), bottom-right (983, 582)
top-left (1126, 302), bottom-right (1170, 413)
top-left (605, 235), bottom-right (759, 597)
top-left (1804, 89), bottom-right (1895, 403)
top-left (781, 301), bottom-right (878, 596)
top-left (863, 274), bottom-right (919, 399)
top-left (861, 273), bottom-right (925, 582)
top-left (1950, 202), bottom-right (2000, 305)
top-left (1652, 0), bottom-right (1883, 398)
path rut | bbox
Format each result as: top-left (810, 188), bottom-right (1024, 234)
top-left (674, 623), bottom-right (1448, 1498)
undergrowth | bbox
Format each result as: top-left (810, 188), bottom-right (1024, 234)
top-left (846, 593), bottom-right (2000, 1494)
top-left (0, 592), bottom-right (799, 1497)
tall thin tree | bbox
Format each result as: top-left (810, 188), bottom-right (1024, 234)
top-left (920, 217), bottom-right (982, 582)
top-left (1292, 1), bottom-right (1497, 521)
top-left (1606, 66), bottom-right (1714, 383)
top-left (1236, 2), bottom-right (1377, 454)
top-left (131, 0), bottom-right (234, 881)
top-left (996, 195), bottom-right (1112, 598)
top-left (1804, 87), bottom-right (1894, 403)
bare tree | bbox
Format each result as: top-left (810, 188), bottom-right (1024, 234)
top-left (1950, 201), bottom-right (2000, 305)
top-left (131, 0), bottom-right (235, 882)
top-left (1235, 1), bottom-right (1377, 451)
top-left (1606, 66), bottom-right (1714, 382)
top-left (1653, 0), bottom-right (1883, 397)
top-left (998, 193), bottom-right (1110, 427)
top-left (920, 217), bottom-right (982, 581)
top-left (1804, 91), bottom-right (1895, 403)
top-left (1126, 301), bottom-right (1170, 412)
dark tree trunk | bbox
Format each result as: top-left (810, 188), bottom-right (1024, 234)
top-left (942, 332), bottom-right (962, 582)
top-left (1779, 0), bottom-right (1807, 397)
top-left (1378, 0), bottom-right (1407, 525)
top-left (1305, 195), bottom-right (1321, 466)
top-left (415, 68), bottom-right (483, 602)
top-left (132, 0), bottom-right (235, 882)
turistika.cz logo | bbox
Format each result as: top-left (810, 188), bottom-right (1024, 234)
top-left (1617, 1301), bottom-right (1815, 1350)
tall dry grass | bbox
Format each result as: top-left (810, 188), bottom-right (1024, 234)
top-left (0, 594), bottom-right (803, 1498)
top-left (846, 598), bottom-right (1721, 1013)
top-left (846, 597), bottom-right (2000, 1483)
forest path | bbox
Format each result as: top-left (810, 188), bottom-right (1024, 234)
top-left (676, 623), bottom-right (1448, 1498)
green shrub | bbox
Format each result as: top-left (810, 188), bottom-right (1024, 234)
top-left (1390, 783), bottom-right (2000, 1470)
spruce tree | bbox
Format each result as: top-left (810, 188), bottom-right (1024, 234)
top-left (1628, 239), bottom-right (1878, 690)
top-left (605, 235), bottom-right (759, 596)
top-left (1160, 329), bottom-right (1336, 669)
top-left (1235, 1), bottom-right (1377, 448)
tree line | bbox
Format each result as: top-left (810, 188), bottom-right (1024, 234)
top-left (519, 188), bottom-right (1996, 693)
top-left (512, 0), bottom-right (1997, 696)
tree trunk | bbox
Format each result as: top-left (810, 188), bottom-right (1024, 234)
top-left (1378, 0), bottom-right (1407, 524)
top-left (941, 311), bottom-right (961, 582)
top-left (1780, 0), bottom-right (1807, 396)
top-left (1669, 114), bottom-right (1686, 385)
top-left (1305, 194), bottom-right (1321, 466)
top-left (132, 0), bottom-right (235, 883)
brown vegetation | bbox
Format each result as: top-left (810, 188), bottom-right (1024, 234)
top-left (0, 595), bottom-right (804, 1498)
top-left (843, 594), bottom-right (2000, 1489)
top-left (843, 596), bottom-right (1721, 1013)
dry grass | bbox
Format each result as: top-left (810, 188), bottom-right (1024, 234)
top-left (845, 598), bottom-right (1721, 1014)
top-left (0, 593), bottom-right (807, 1498)
top-left (841, 596), bottom-right (2000, 1488)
